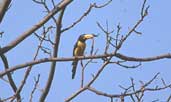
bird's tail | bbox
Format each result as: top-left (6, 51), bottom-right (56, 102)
top-left (72, 60), bottom-right (78, 79)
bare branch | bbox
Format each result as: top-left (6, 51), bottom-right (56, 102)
top-left (65, 87), bottom-right (87, 102)
top-left (1, 52), bottom-right (171, 77)
top-left (65, 61), bottom-right (109, 102)
top-left (97, 21), bottom-right (114, 54)
top-left (0, 54), bottom-right (21, 101)
top-left (51, 0), bottom-right (56, 8)
top-left (88, 87), bottom-right (114, 98)
top-left (29, 74), bottom-right (40, 102)
top-left (10, 25), bottom-right (50, 101)
top-left (167, 94), bottom-right (171, 102)
top-left (0, 0), bottom-right (73, 55)
top-left (61, 0), bottom-right (112, 32)
top-left (116, 13), bottom-right (147, 51)
top-left (84, 73), bottom-right (171, 100)
top-left (94, 0), bottom-right (112, 8)
top-left (143, 73), bottom-right (160, 88)
top-left (39, 4), bottom-right (66, 102)
top-left (34, 26), bottom-right (55, 45)
top-left (115, 53), bottom-right (171, 61)
top-left (109, 61), bottom-right (142, 69)
top-left (141, 0), bottom-right (147, 17)
top-left (0, 0), bottom-right (11, 23)
top-left (32, 0), bottom-right (44, 4)
top-left (0, 96), bottom-right (13, 102)
top-left (81, 47), bottom-right (98, 88)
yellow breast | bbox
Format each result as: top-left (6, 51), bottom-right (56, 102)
top-left (74, 41), bottom-right (86, 56)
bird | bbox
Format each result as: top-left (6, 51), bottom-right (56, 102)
top-left (72, 34), bottom-right (97, 79)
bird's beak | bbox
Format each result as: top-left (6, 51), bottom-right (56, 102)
top-left (92, 34), bottom-right (98, 37)
top-left (84, 34), bottom-right (98, 39)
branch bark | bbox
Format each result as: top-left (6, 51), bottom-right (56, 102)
top-left (0, 0), bottom-right (11, 23)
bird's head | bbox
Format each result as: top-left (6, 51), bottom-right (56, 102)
top-left (79, 34), bottom-right (98, 42)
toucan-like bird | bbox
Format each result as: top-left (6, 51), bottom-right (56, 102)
top-left (72, 34), bottom-right (97, 79)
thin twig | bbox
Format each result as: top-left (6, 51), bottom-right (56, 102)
top-left (29, 74), bottom-right (40, 102)
top-left (61, 0), bottom-right (112, 32)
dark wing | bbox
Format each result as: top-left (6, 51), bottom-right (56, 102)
top-left (73, 42), bottom-right (78, 56)
top-left (72, 42), bottom-right (78, 79)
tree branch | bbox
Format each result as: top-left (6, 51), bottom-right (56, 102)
top-left (87, 73), bottom-right (171, 100)
top-left (0, 52), bottom-right (171, 77)
top-left (10, 26), bottom-right (51, 101)
top-left (29, 74), bottom-right (40, 102)
top-left (0, 0), bottom-right (73, 55)
top-left (61, 0), bottom-right (112, 32)
top-left (65, 61), bottom-right (109, 102)
top-left (0, 0), bottom-right (11, 23)
top-left (0, 54), bottom-right (21, 102)
top-left (39, 4), bottom-right (66, 102)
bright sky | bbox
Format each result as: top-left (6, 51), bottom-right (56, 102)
top-left (0, 0), bottom-right (171, 102)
